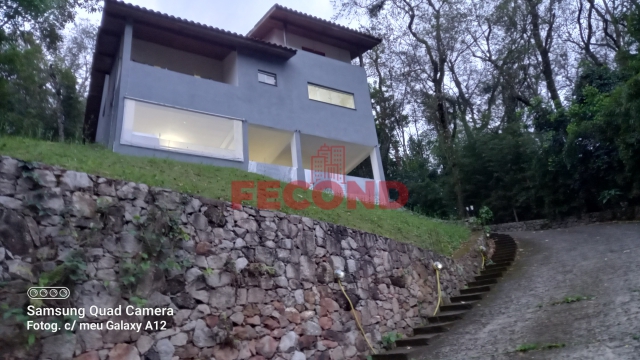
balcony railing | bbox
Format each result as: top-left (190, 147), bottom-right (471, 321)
top-left (248, 161), bottom-right (380, 204)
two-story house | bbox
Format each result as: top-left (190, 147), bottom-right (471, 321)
top-left (84, 0), bottom-right (384, 196)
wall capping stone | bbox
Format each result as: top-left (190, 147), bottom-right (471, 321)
top-left (490, 207), bottom-right (640, 232)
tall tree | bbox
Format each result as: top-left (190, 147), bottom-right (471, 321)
top-left (58, 19), bottom-right (97, 96)
top-left (524, 0), bottom-right (562, 109)
top-left (336, 0), bottom-right (471, 217)
top-left (1, 0), bottom-right (99, 140)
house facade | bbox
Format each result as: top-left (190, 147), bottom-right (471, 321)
top-left (84, 1), bottom-right (384, 195)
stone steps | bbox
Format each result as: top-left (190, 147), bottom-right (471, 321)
top-left (491, 254), bottom-right (516, 261)
top-left (371, 345), bottom-right (430, 360)
top-left (479, 267), bottom-right (507, 275)
top-left (492, 251), bottom-right (516, 257)
top-left (450, 292), bottom-right (485, 303)
top-left (439, 301), bottom-right (477, 312)
top-left (486, 260), bottom-right (512, 268)
top-left (460, 285), bottom-right (491, 295)
top-left (371, 233), bottom-right (517, 360)
top-left (395, 333), bottom-right (440, 347)
top-left (412, 321), bottom-right (457, 335)
top-left (427, 310), bottom-right (469, 323)
top-left (466, 278), bottom-right (498, 287)
top-left (474, 273), bottom-right (503, 281)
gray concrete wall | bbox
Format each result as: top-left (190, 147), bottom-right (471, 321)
top-left (96, 23), bottom-right (379, 170)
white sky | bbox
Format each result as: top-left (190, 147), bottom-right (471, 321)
top-left (81, 0), bottom-right (355, 35)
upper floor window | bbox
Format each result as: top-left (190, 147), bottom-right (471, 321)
top-left (308, 84), bottom-right (355, 109)
top-left (302, 46), bottom-right (325, 56)
top-left (258, 71), bottom-right (277, 86)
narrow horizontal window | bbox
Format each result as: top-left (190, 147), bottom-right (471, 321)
top-left (120, 99), bottom-right (243, 161)
top-left (302, 46), bottom-right (325, 56)
top-left (308, 84), bottom-right (355, 109)
top-left (258, 71), bottom-right (277, 86)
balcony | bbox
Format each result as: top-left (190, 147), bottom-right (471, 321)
top-left (130, 21), bottom-right (239, 85)
top-left (247, 125), bottom-right (381, 203)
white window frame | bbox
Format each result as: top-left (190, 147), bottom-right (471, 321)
top-left (307, 83), bottom-right (356, 109)
top-left (120, 98), bottom-right (244, 161)
top-left (258, 71), bottom-right (277, 86)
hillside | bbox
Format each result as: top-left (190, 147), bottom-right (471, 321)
top-left (0, 137), bottom-right (469, 255)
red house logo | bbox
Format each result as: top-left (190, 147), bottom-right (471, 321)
top-left (311, 144), bottom-right (346, 185)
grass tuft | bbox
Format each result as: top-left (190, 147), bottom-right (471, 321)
top-left (516, 343), bottom-right (538, 352)
top-left (0, 137), bottom-right (470, 255)
top-left (550, 295), bottom-right (594, 305)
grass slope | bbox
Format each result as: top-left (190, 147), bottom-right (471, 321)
top-left (0, 137), bottom-right (469, 255)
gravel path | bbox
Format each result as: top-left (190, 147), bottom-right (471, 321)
top-left (417, 223), bottom-right (640, 360)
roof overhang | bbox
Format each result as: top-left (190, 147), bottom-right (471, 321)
top-left (247, 4), bottom-right (382, 60)
top-left (83, 0), bottom-right (297, 142)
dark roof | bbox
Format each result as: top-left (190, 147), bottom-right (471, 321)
top-left (247, 4), bottom-right (382, 60)
top-left (84, 0), bottom-right (297, 141)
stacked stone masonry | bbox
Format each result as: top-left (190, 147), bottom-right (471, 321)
top-left (0, 156), bottom-right (483, 360)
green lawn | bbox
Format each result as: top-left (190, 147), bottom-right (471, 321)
top-left (0, 137), bottom-right (469, 255)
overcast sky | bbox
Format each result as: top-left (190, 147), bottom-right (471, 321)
top-left (82, 0), bottom-right (354, 35)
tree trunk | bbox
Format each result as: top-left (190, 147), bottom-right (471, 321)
top-left (403, 0), bottom-right (465, 218)
top-left (452, 161), bottom-right (465, 218)
top-left (49, 65), bottom-right (65, 142)
top-left (526, 0), bottom-right (562, 110)
top-left (57, 112), bottom-right (65, 142)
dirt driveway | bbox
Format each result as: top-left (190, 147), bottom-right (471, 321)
top-left (417, 223), bottom-right (640, 360)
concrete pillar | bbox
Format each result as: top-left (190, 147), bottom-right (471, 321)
top-left (371, 145), bottom-right (385, 204)
top-left (111, 19), bottom-right (133, 150)
top-left (370, 145), bottom-right (385, 181)
top-left (291, 130), bottom-right (305, 182)
top-left (241, 121), bottom-right (249, 171)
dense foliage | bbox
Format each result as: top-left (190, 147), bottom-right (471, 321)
top-left (341, 0), bottom-right (640, 223)
top-left (0, 0), bottom-right (99, 141)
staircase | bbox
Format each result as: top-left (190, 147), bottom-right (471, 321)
top-left (372, 233), bottom-right (517, 360)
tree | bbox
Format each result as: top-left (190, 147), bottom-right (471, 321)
top-left (334, 0), bottom-right (639, 222)
top-left (0, 0), bottom-right (99, 141)
top-left (1, 0), bottom-right (100, 50)
top-left (58, 19), bottom-right (98, 96)
top-left (336, 0), bottom-right (471, 217)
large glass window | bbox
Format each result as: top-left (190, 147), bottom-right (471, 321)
top-left (120, 99), bottom-right (243, 161)
top-left (307, 84), bottom-right (355, 109)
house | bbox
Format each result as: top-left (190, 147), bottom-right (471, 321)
top-left (84, 0), bottom-right (385, 197)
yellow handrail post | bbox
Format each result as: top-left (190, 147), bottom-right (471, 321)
top-left (432, 262), bottom-right (444, 316)
top-left (334, 270), bottom-right (376, 355)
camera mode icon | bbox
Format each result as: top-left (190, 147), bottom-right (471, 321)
top-left (27, 287), bottom-right (70, 300)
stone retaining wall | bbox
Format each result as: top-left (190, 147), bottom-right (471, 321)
top-left (489, 207), bottom-right (640, 232)
top-left (0, 156), bottom-right (483, 360)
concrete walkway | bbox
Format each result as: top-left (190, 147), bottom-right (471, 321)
top-left (418, 223), bottom-right (640, 359)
